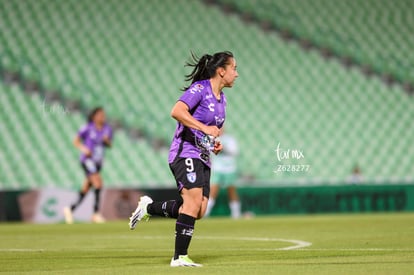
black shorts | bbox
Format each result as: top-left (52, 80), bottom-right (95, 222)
top-left (169, 157), bottom-right (211, 198)
top-left (81, 159), bottom-right (102, 176)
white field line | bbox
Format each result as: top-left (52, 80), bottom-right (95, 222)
top-left (137, 235), bottom-right (312, 250)
top-left (0, 235), bottom-right (311, 252)
top-left (2, 235), bottom-right (413, 252)
top-left (197, 236), bottom-right (312, 250)
top-left (0, 248), bottom-right (45, 252)
top-left (301, 248), bottom-right (414, 252)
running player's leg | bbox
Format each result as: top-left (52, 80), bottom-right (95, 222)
top-left (147, 198), bottom-right (183, 218)
top-left (129, 193), bottom-right (184, 230)
top-left (227, 185), bottom-right (241, 219)
top-left (89, 173), bottom-right (102, 210)
top-left (146, 169), bottom-right (209, 219)
top-left (205, 183), bottom-right (219, 217)
top-left (174, 187), bottom-right (202, 261)
top-left (131, 157), bottom-right (199, 222)
top-left (71, 178), bottom-right (91, 211)
top-left (129, 197), bottom-right (183, 230)
top-left (173, 158), bottom-right (211, 264)
top-left (170, 158), bottom-right (208, 266)
top-left (64, 178), bottom-right (91, 224)
top-left (89, 172), bottom-right (105, 223)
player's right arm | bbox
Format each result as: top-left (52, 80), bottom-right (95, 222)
top-left (171, 101), bottom-right (220, 137)
top-left (73, 135), bottom-right (91, 156)
top-left (74, 126), bottom-right (92, 156)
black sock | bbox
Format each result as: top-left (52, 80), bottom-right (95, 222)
top-left (94, 188), bottom-right (101, 213)
top-left (147, 199), bottom-right (182, 218)
top-left (174, 214), bottom-right (196, 259)
top-left (71, 191), bottom-right (86, 211)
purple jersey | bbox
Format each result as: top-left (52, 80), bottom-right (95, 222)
top-left (77, 122), bottom-right (113, 163)
top-left (168, 79), bottom-right (226, 167)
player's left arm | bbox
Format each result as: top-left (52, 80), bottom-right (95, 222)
top-left (103, 125), bottom-right (113, 148)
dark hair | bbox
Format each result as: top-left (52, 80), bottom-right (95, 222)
top-left (88, 107), bottom-right (104, 122)
top-left (182, 51), bottom-right (234, 91)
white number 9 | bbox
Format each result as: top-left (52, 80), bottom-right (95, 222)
top-left (185, 158), bottom-right (194, 172)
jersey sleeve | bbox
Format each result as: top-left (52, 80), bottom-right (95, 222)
top-left (178, 82), bottom-right (204, 111)
top-left (77, 124), bottom-right (89, 140)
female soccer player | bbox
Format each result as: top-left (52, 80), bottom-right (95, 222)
top-left (64, 107), bottom-right (113, 224)
top-left (129, 51), bottom-right (238, 267)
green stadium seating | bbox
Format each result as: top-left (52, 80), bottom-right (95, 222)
top-left (218, 0), bottom-right (414, 84)
top-left (0, 0), bottom-right (413, 189)
top-left (0, 82), bottom-right (172, 190)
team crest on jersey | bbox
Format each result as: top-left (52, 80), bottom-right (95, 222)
top-left (189, 84), bottom-right (204, 94)
top-left (186, 172), bottom-right (197, 183)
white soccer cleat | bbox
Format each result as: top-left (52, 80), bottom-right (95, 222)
top-left (92, 213), bottom-right (106, 224)
top-left (129, 195), bottom-right (153, 230)
top-left (63, 207), bottom-right (73, 224)
top-left (170, 255), bottom-right (203, 267)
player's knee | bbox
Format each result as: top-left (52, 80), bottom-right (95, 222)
top-left (197, 209), bottom-right (206, 220)
top-left (196, 198), bottom-right (208, 219)
top-left (192, 198), bottom-right (203, 212)
top-left (176, 197), bottom-right (184, 206)
top-left (182, 198), bottom-right (202, 217)
top-left (89, 174), bottom-right (102, 189)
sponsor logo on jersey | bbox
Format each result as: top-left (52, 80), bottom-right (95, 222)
top-left (186, 172), bottom-right (197, 183)
top-left (208, 103), bottom-right (215, 112)
top-left (199, 152), bottom-right (209, 162)
top-left (205, 93), bottom-right (213, 99)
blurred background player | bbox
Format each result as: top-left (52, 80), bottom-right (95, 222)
top-left (205, 128), bottom-right (241, 219)
top-left (64, 107), bottom-right (113, 224)
top-left (348, 164), bottom-right (363, 184)
top-left (129, 51), bottom-right (238, 267)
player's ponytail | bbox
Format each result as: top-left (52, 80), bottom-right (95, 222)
top-left (182, 51), bottom-right (234, 91)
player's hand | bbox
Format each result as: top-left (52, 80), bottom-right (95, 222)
top-left (103, 136), bottom-right (111, 147)
top-left (202, 125), bottom-right (220, 138)
top-left (212, 140), bottom-right (223, 155)
top-left (81, 146), bottom-right (92, 157)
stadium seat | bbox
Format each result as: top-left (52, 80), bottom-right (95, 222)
top-left (0, 82), bottom-right (173, 189)
top-left (0, 0), bottom-right (413, 188)
top-left (218, 0), bottom-right (414, 84)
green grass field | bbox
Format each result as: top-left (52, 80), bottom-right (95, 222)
top-left (0, 213), bottom-right (413, 274)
